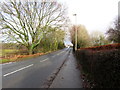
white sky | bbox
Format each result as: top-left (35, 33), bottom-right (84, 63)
top-left (0, 0), bottom-right (119, 45)
top-left (0, 0), bottom-right (119, 34)
top-left (59, 0), bottom-right (119, 34)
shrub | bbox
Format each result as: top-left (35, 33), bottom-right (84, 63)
top-left (75, 44), bottom-right (120, 88)
top-left (78, 43), bottom-right (120, 52)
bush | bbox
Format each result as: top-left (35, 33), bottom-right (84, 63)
top-left (75, 44), bottom-right (120, 88)
top-left (79, 43), bottom-right (120, 51)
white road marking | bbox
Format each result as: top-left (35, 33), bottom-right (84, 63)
top-left (57, 51), bottom-right (64, 55)
top-left (57, 53), bottom-right (60, 55)
top-left (52, 51), bottom-right (65, 57)
top-left (3, 64), bottom-right (33, 77)
top-left (52, 55), bottom-right (56, 57)
top-left (2, 62), bottom-right (15, 65)
top-left (40, 58), bottom-right (48, 62)
top-left (60, 51), bottom-right (64, 54)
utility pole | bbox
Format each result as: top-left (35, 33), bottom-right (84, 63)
top-left (73, 14), bottom-right (77, 51)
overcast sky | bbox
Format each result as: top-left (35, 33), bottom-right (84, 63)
top-left (59, 0), bottom-right (119, 34)
top-left (0, 0), bottom-right (119, 45)
top-left (0, 0), bottom-right (119, 34)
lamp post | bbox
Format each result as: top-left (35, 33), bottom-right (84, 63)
top-left (73, 14), bottom-right (77, 51)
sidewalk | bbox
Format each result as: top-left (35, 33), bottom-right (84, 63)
top-left (50, 51), bottom-right (83, 88)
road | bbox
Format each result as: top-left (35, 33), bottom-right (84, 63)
top-left (2, 48), bottom-right (71, 88)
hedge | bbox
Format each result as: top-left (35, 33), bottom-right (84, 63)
top-left (75, 43), bottom-right (120, 88)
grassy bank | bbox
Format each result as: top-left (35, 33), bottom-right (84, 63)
top-left (0, 50), bottom-right (57, 64)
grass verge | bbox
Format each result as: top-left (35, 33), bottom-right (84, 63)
top-left (0, 50), bottom-right (58, 64)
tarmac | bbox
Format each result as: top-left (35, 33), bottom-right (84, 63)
top-left (50, 51), bottom-right (83, 88)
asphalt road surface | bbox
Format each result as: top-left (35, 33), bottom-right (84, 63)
top-left (2, 48), bottom-right (71, 88)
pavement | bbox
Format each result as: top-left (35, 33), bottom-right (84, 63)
top-left (50, 50), bottom-right (83, 88)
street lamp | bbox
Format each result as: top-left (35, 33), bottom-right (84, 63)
top-left (73, 14), bottom-right (77, 51)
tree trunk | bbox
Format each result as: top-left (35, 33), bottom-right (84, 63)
top-left (28, 46), bottom-right (34, 55)
top-left (28, 48), bottom-right (33, 55)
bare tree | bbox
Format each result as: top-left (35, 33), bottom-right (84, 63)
top-left (70, 25), bottom-right (91, 48)
top-left (106, 17), bottom-right (120, 43)
top-left (90, 31), bottom-right (110, 46)
top-left (0, 0), bottom-right (67, 54)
